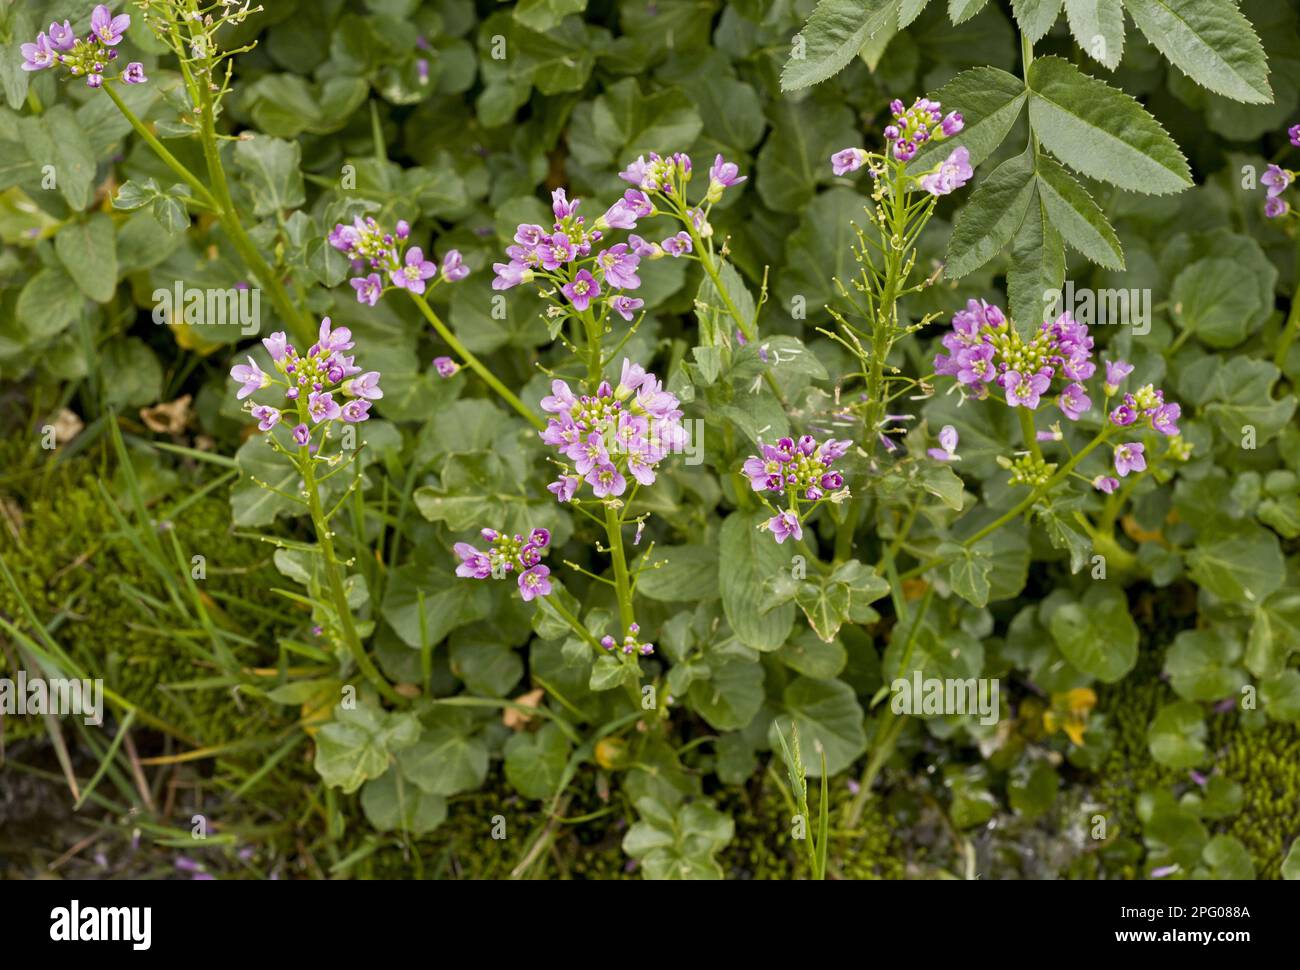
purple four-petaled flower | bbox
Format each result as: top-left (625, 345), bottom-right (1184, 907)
top-left (391, 246), bottom-right (437, 294)
top-left (561, 269), bottom-right (601, 312)
top-left (91, 4), bottom-right (131, 45)
top-left (919, 146), bottom-right (973, 197)
top-left (1113, 442), bottom-right (1146, 477)
top-left (767, 511), bottom-right (802, 544)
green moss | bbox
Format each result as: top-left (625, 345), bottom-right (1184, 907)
top-left (0, 444), bottom-right (289, 747)
top-left (1215, 718), bottom-right (1300, 880)
top-left (716, 778), bottom-right (905, 880)
top-left (1087, 647), bottom-right (1181, 877)
top-left (351, 764), bottom-right (907, 881)
top-left (355, 770), bottom-right (630, 880)
top-left (1087, 635), bottom-right (1300, 880)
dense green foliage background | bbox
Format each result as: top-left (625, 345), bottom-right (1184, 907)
top-left (1, 0), bottom-right (1298, 880)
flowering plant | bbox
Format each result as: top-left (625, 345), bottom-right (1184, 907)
top-left (8, 0), bottom-right (1300, 888)
top-left (20, 6), bottom-right (147, 88)
top-left (743, 436), bottom-right (851, 544)
top-left (540, 360), bottom-right (687, 502)
top-left (491, 151), bottom-right (757, 390)
top-left (227, 319), bottom-right (402, 705)
top-left (454, 528), bottom-right (554, 603)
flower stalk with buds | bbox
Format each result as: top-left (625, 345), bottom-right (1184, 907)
top-left (230, 319), bottom-right (404, 706)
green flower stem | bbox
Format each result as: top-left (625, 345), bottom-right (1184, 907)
top-left (687, 223), bottom-right (789, 407)
top-left (834, 164), bottom-right (907, 564)
top-left (1086, 526), bottom-right (1140, 575)
top-left (1099, 451), bottom-right (1160, 534)
top-left (794, 538), bottom-right (832, 575)
top-left (725, 423), bottom-right (755, 512)
top-left (296, 433), bottom-right (404, 708)
top-left (102, 84), bottom-right (216, 207)
top-left (541, 577), bottom-right (641, 709)
top-left (581, 308), bottom-right (603, 389)
top-left (191, 70), bottom-right (313, 346)
top-left (898, 425), bottom-right (1116, 582)
top-left (693, 235), bottom-right (753, 338)
top-left (832, 499), bottom-right (863, 565)
top-left (605, 504), bottom-right (636, 635)
top-left (408, 291), bottom-right (546, 431)
top-left (102, 84), bottom-right (316, 348)
top-left (845, 580), bottom-right (935, 825)
top-left (1021, 34), bottom-right (1037, 155)
top-left (540, 595), bottom-right (604, 654)
top-left (1018, 406), bottom-right (1044, 462)
top-left (1089, 446), bottom-right (1165, 576)
top-left (1275, 245), bottom-right (1300, 371)
top-left (1168, 328), bottom-right (1193, 355)
top-left (882, 497), bottom-right (922, 566)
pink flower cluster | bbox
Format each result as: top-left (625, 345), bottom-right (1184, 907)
top-left (600, 622), bottom-right (655, 657)
top-left (541, 361), bottom-right (688, 501)
top-left (742, 436), bottom-right (849, 500)
top-left (1262, 163), bottom-right (1294, 219)
top-left (740, 435), bottom-right (852, 544)
top-left (1104, 362), bottom-right (1180, 437)
top-left (618, 151), bottom-right (694, 195)
top-left (493, 151), bottom-right (748, 322)
top-left (454, 528), bottom-right (553, 602)
top-left (883, 98), bottom-right (965, 162)
top-left (329, 216), bottom-right (466, 304)
top-left (831, 98), bottom-right (969, 197)
top-left (20, 6), bottom-right (147, 88)
top-left (229, 319), bottom-right (380, 446)
top-left (934, 300), bottom-right (1096, 418)
top-left (492, 187), bottom-right (653, 320)
top-left (933, 308), bottom-right (1186, 493)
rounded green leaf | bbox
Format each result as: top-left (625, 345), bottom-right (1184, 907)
top-left (1008, 758), bottom-right (1058, 819)
top-left (504, 722), bottom-right (571, 800)
top-left (1171, 258), bottom-right (1266, 349)
top-left (1048, 585), bottom-right (1138, 683)
top-left (1282, 840), bottom-right (1300, 880)
top-left (1187, 526), bottom-right (1286, 606)
top-left (689, 656), bottom-right (765, 731)
top-left (635, 545), bottom-right (720, 602)
top-left (54, 214), bottom-right (118, 303)
top-left (1147, 700), bottom-right (1208, 769)
top-left (1259, 670), bottom-right (1300, 724)
top-left (1163, 629), bottom-right (1247, 701)
top-left (16, 266), bottom-right (84, 342)
top-left (361, 769), bottom-right (447, 835)
top-left (768, 677), bottom-right (866, 775)
top-left (719, 511), bottom-right (796, 652)
top-left (313, 703), bottom-right (421, 794)
top-left (1197, 834), bottom-right (1256, 880)
top-left (397, 726), bottom-right (488, 796)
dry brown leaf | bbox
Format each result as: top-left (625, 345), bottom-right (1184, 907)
top-left (1121, 514), bottom-right (1164, 545)
top-left (902, 578), bottom-right (930, 601)
top-left (52, 408), bottom-right (83, 445)
top-left (0, 496), bottom-right (23, 540)
top-left (503, 688), bottom-right (545, 730)
top-left (140, 394), bottom-right (193, 434)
